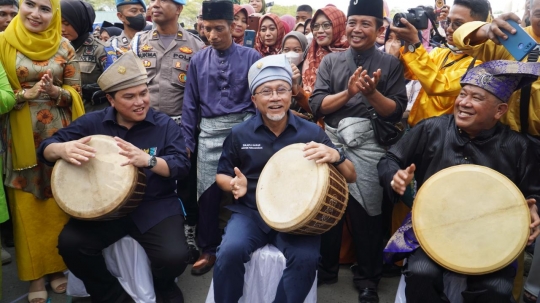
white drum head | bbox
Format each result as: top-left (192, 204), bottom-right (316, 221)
top-left (52, 135), bottom-right (139, 219)
top-left (256, 143), bottom-right (330, 232)
top-left (413, 164), bottom-right (530, 275)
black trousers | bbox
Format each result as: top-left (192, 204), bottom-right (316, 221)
top-left (58, 214), bottom-right (188, 303)
top-left (319, 195), bottom-right (384, 289)
top-left (177, 146), bottom-right (198, 226)
top-left (404, 248), bottom-right (515, 303)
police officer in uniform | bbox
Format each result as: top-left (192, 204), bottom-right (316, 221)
top-left (131, 0), bottom-right (204, 262)
top-left (61, 0), bottom-right (108, 112)
top-left (110, 0), bottom-right (147, 55)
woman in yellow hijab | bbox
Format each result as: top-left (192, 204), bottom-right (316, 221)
top-left (0, 0), bottom-right (84, 300)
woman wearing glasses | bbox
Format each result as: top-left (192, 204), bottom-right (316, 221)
top-left (284, 6), bottom-right (347, 127)
top-left (302, 6), bottom-right (348, 95)
top-left (254, 13), bottom-right (286, 57)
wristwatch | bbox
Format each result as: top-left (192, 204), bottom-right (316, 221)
top-left (332, 148), bottom-right (347, 166)
top-left (146, 155), bottom-right (157, 169)
top-left (407, 41), bottom-right (423, 53)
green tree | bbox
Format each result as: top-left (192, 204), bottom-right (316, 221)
top-left (87, 0), bottom-right (115, 11)
top-left (179, 0), bottom-right (204, 29)
top-left (268, 4), bottom-right (297, 17)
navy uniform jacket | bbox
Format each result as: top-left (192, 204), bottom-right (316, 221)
top-left (38, 107), bottom-right (191, 233)
top-left (217, 111), bottom-right (336, 233)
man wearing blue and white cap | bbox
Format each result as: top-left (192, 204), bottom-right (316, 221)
top-left (379, 60), bottom-right (540, 302)
top-left (109, 0), bottom-right (147, 54)
top-left (214, 54), bottom-right (356, 302)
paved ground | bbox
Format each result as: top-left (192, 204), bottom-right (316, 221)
top-left (2, 246), bottom-right (532, 303)
top-left (1, 245), bottom-right (401, 303)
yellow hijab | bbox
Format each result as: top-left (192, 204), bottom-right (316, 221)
top-left (0, 0), bottom-right (84, 170)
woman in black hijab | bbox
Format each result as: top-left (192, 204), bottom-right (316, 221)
top-left (99, 21), bottom-right (123, 42)
top-left (61, 0), bottom-right (109, 112)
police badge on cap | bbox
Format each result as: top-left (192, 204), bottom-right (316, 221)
top-left (347, 0), bottom-right (383, 18)
top-left (202, 0), bottom-right (234, 21)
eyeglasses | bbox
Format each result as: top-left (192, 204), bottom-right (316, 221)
top-left (254, 87), bottom-right (292, 97)
top-left (312, 22), bottom-right (332, 31)
top-left (441, 19), bottom-right (464, 31)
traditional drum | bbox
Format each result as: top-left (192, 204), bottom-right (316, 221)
top-left (256, 143), bottom-right (349, 235)
top-left (413, 164), bottom-right (530, 275)
top-left (52, 135), bottom-right (146, 220)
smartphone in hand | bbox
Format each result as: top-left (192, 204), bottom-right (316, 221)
top-left (500, 19), bottom-right (537, 61)
top-left (244, 30), bottom-right (256, 48)
top-left (248, 16), bottom-right (260, 32)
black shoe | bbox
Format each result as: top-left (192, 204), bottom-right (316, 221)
top-left (186, 245), bottom-right (200, 265)
top-left (358, 288), bottom-right (379, 303)
top-left (156, 286), bottom-right (184, 303)
top-left (382, 263), bottom-right (402, 278)
top-left (317, 276), bottom-right (338, 287)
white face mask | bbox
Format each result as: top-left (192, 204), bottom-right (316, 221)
top-left (284, 51), bottom-right (302, 66)
top-left (306, 32), bottom-right (313, 44)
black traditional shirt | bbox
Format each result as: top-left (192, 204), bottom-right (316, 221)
top-left (378, 114), bottom-right (540, 208)
top-left (309, 46), bottom-right (407, 128)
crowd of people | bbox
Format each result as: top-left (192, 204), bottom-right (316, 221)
top-left (0, 0), bottom-right (539, 302)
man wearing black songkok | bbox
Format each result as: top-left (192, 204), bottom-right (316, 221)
top-left (310, 0), bottom-right (407, 302)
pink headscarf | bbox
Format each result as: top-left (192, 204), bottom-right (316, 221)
top-left (241, 4), bottom-right (255, 16)
top-left (280, 15), bottom-right (295, 35)
top-left (421, 22), bottom-right (433, 53)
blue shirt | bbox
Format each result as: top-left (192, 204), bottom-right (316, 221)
top-left (217, 111), bottom-right (336, 233)
top-left (37, 107), bottom-right (191, 233)
top-left (182, 42), bottom-right (262, 152)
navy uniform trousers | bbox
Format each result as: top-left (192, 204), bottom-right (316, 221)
top-left (213, 212), bottom-right (320, 303)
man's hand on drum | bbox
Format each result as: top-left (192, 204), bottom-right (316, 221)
top-left (59, 136), bottom-right (96, 165)
top-left (303, 141), bottom-right (340, 164)
top-left (391, 164), bottom-right (416, 195)
top-left (230, 167), bottom-right (247, 199)
top-left (527, 198), bottom-right (540, 245)
top-left (114, 137), bottom-right (150, 167)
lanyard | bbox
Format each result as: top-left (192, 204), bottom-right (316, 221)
top-left (440, 51), bottom-right (469, 70)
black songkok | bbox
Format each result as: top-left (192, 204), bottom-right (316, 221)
top-left (202, 0), bottom-right (234, 21)
top-left (347, 0), bottom-right (383, 19)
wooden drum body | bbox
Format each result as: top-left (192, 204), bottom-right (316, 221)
top-left (256, 143), bottom-right (349, 235)
top-left (412, 164), bottom-right (530, 275)
top-left (52, 135), bottom-right (146, 220)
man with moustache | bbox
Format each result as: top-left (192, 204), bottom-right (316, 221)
top-left (182, 0), bottom-right (261, 276)
top-left (390, 0), bottom-right (490, 127)
top-left (213, 54), bottom-right (356, 303)
top-left (130, 0), bottom-right (204, 263)
top-left (378, 60), bottom-right (540, 303)
top-left (309, 0), bottom-right (407, 301)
